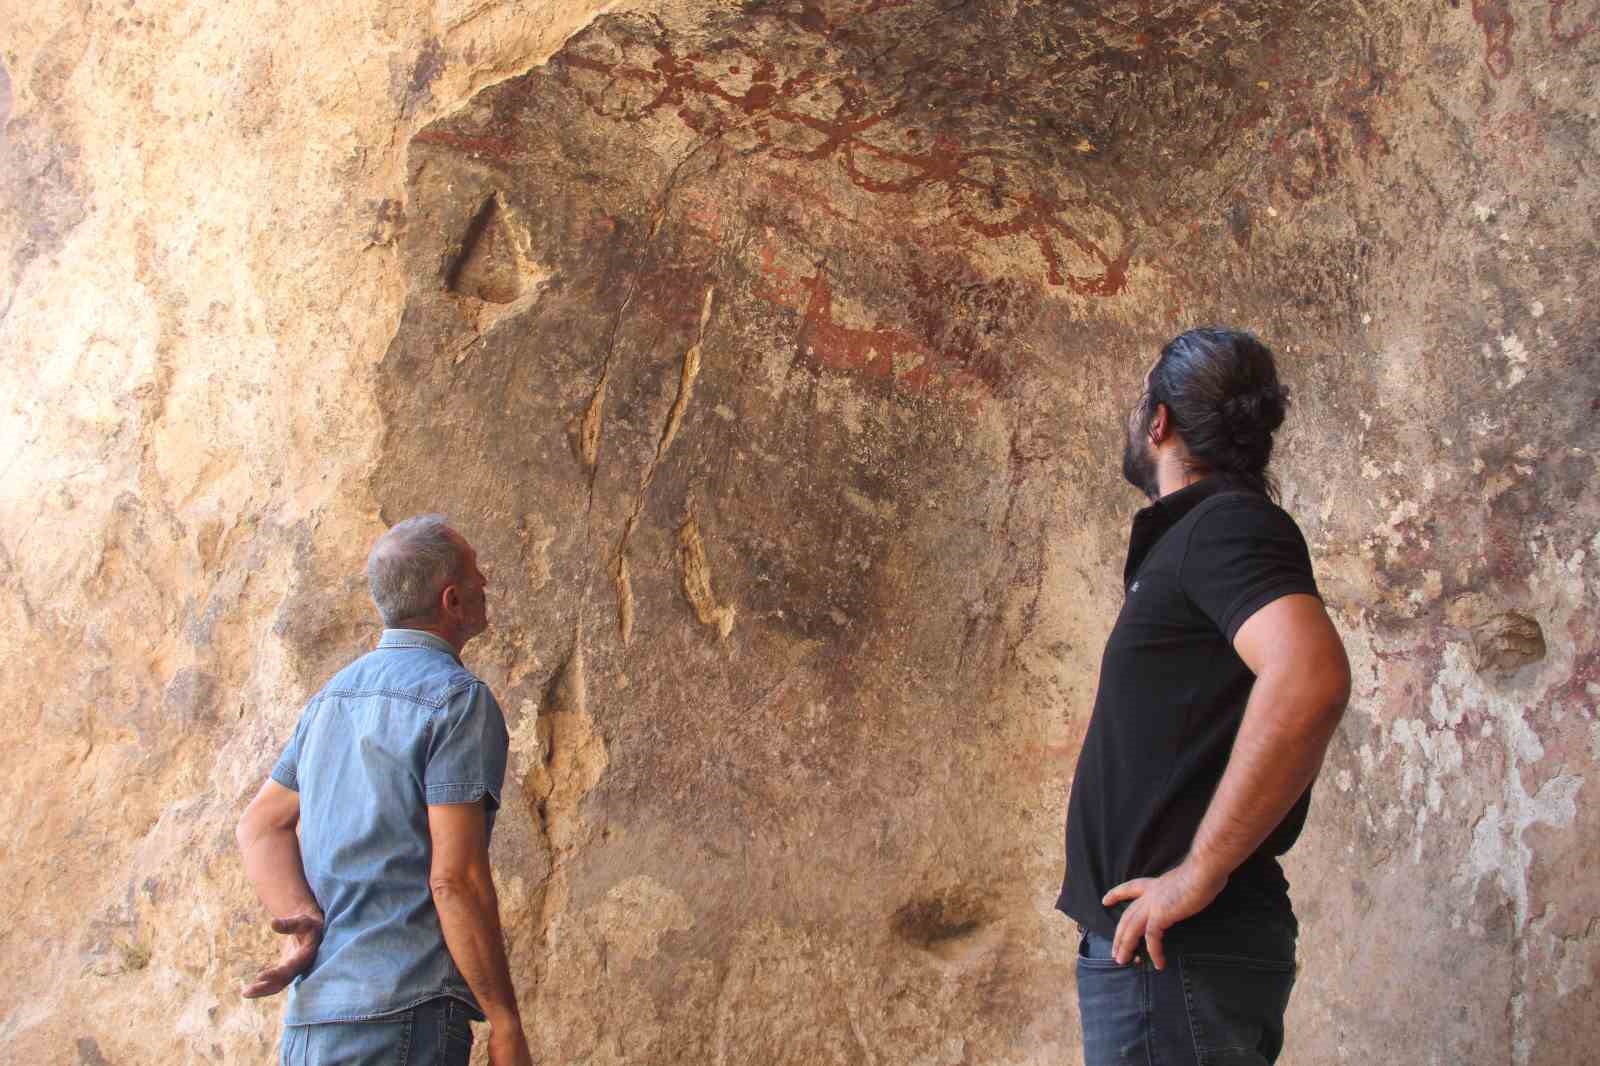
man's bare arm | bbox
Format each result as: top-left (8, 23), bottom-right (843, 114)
top-left (1105, 593), bottom-right (1351, 967)
top-left (428, 801), bottom-right (531, 1066)
top-left (236, 779), bottom-right (324, 996)
top-left (1186, 594), bottom-right (1353, 874)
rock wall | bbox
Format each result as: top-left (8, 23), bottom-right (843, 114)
top-left (1, 1), bottom-right (1596, 1063)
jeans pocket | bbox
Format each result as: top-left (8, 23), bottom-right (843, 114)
top-left (1077, 955), bottom-right (1135, 972)
top-left (442, 1001), bottom-right (474, 1066)
top-left (1077, 953), bottom-right (1148, 1066)
top-left (1178, 953), bottom-right (1296, 1066)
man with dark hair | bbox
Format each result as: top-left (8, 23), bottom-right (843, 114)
top-left (1060, 329), bottom-right (1351, 1065)
top-left (236, 515), bottom-right (533, 1066)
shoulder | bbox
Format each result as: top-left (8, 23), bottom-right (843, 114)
top-left (430, 676), bottom-right (509, 752)
top-left (1178, 487), bottom-right (1317, 584)
top-left (440, 672), bottom-right (504, 721)
top-left (1186, 490), bottom-right (1306, 541)
top-left (325, 646), bottom-right (489, 709)
top-left (1177, 490), bottom-right (1314, 581)
top-left (446, 674), bottom-right (500, 713)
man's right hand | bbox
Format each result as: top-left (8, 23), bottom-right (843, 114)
top-left (1102, 856), bottom-right (1228, 970)
top-left (487, 1021), bottom-right (534, 1066)
top-left (241, 912), bottom-right (324, 998)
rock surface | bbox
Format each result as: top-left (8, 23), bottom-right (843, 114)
top-left (2, 1), bottom-right (1597, 1063)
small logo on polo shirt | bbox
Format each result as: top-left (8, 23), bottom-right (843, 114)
top-left (1129, 581), bottom-right (1141, 594)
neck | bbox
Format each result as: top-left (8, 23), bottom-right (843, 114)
top-left (393, 619), bottom-right (467, 656)
top-left (1154, 450), bottom-right (1210, 500)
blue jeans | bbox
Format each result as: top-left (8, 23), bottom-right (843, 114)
top-left (280, 997), bottom-right (475, 1066)
top-left (1076, 929), bottom-right (1295, 1066)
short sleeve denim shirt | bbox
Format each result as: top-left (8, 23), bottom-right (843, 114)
top-left (270, 629), bottom-right (509, 1025)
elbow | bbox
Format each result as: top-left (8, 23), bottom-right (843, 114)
top-left (430, 859), bottom-right (493, 909)
top-left (1317, 652), bottom-right (1352, 726)
top-left (235, 806), bottom-right (260, 853)
top-left (1332, 669), bottom-right (1352, 716)
top-left (237, 784), bottom-right (299, 852)
top-left (429, 870), bottom-right (476, 904)
top-left (1329, 645), bottom-right (1353, 712)
top-left (1267, 652), bottom-right (1349, 729)
top-left (428, 872), bottom-right (461, 900)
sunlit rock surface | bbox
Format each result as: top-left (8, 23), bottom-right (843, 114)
top-left (2, 1), bottom-right (1597, 1062)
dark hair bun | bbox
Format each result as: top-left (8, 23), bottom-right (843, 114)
top-left (1220, 384), bottom-right (1288, 446)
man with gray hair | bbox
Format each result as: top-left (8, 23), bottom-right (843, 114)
top-left (236, 515), bottom-right (533, 1066)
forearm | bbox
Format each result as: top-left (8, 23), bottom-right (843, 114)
top-left (1187, 665), bottom-right (1348, 881)
top-left (238, 825), bottom-right (320, 919)
top-left (432, 868), bottom-right (521, 1027)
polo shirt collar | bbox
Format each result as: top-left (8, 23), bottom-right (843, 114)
top-left (378, 628), bottom-right (462, 662)
top-left (1123, 476), bottom-right (1228, 587)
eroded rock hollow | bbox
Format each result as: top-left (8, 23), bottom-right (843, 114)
top-left (2, 0), bottom-right (1597, 1062)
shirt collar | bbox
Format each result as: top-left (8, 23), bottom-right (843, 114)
top-left (378, 628), bottom-right (462, 661)
top-left (1124, 477), bottom-right (1229, 587)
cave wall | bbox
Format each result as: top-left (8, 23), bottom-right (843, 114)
top-left (2, 1), bottom-right (1597, 1063)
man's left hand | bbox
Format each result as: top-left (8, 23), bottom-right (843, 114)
top-left (242, 912), bottom-right (324, 998)
top-left (1103, 858), bottom-right (1227, 970)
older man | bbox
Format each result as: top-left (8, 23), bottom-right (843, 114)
top-left (236, 515), bottom-right (532, 1066)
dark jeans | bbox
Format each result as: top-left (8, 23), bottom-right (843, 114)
top-left (280, 997), bottom-right (475, 1066)
top-left (1076, 929), bottom-right (1295, 1066)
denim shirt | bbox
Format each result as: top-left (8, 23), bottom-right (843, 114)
top-left (270, 629), bottom-right (509, 1025)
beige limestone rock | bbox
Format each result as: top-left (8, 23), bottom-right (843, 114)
top-left (2, 1), bottom-right (1598, 1064)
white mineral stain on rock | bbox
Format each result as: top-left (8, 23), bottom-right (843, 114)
top-left (1465, 775), bottom-right (1583, 929)
top-left (1441, 546), bottom-right (1591, 935)
top-left (509, 697), bottom-right (545, 766)
top-left (1500, 332), bottom-right (1530, 389)
top-left (1553, 936), bottom-right (1595, 998)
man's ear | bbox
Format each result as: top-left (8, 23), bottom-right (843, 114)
top-left (1148, 402), bottom-right (1170, 444)
top-left (441, 584), bottom-right (461, 615)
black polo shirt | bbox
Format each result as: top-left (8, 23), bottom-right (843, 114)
top-left (1058, 477), bottom-right (1321, 955)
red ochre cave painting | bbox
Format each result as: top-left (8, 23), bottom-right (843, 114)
top-left (552, 22), bottom-right (1131, 298)
top-left (1267, 60), bottom-right (1397, 203)
top-left (1471, 0), bottom-right (1595, 78)
top-left (1547, 0), bottom-right (1597, 43)
top-left (1472, 0), bottom-right (1517, 79)
top-left (416, 3), bottom-right (1415, 402)
top-left (752, 241), bottom-right (993, 407)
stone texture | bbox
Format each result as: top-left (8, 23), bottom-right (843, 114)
top-left (1473, 610), bottom-right (1550, 677)
top-left (1, 1), bottom-right (1597, 1064)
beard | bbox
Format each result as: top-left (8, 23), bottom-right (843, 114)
top-left (1121, 420), bottom-right (1159, 501)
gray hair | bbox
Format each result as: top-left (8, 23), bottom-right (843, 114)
top-left (366, 514), bottom-right (467, 626)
